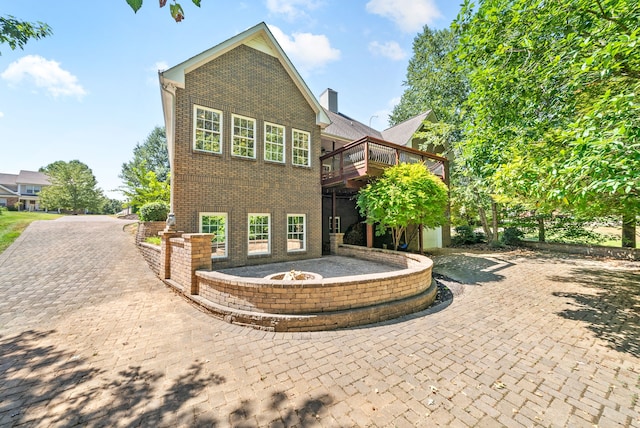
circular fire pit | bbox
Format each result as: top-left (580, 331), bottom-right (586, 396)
top-left (265, 270), bottom-right (323, 281)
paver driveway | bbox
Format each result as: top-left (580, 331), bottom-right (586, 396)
top-left (0, 216), bottom-right (639, 427)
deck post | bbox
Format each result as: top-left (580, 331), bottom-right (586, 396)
top-left (366, 223), bottom-right (374, 248)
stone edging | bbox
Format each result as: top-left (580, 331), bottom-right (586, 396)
top-left (521, 240), bottom-right (640, 261)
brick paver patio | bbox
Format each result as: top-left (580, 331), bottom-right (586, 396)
top-left (0, 216), bottom-right (638, 427)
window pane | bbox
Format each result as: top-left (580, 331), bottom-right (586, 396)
top-left (233, 116), bottom-right (256, 158)
top-left (248, 214), bottom-right (270, 254)
top-left (292, 130), bottom-right (310, 166)
top-left (194, 106), bottom-right (222, 154)
top-left (265, 123), bottom-right (285, 163)
top-left (200, 213), bottom-right (227, 257)
top-left (287, 215), bottom-right (305, 251)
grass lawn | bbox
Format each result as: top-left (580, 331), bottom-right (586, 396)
top-left (0, 211), bottom-right (63, 254)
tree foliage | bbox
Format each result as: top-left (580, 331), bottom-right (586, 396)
top-left (454, 0), bottom-right (639, 239)
top-left (126, 0), bottom-right (201, 22)
top-left (356, 163), bottom-right (449, 250)
top-left (122, 165), bottom-right (170, 211)
top-left (390, 26), bottom-right (468, 128)
top-left (0, 15), bottom-right (52, 55)
top-left (39, 160), bottom-right (105, 213)
top-left (120, 126), bottom-right (169, 187)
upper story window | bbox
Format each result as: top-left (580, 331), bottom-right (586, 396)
top-left (232, 115), bottom-right (256, 159)
top-left (248, 214), bottom-right (270, 255)
top-left (25, 185), bottom-right (41, 194)
top-left (194, 106), bottom-right (222, 154)
top-left (199, 212), bottom-right (227, 258)
top-left (264, 122), bottom-right (285, 163)
top-left (292, 129), bottom-right (310, 167)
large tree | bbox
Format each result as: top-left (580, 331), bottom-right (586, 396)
top-left (120, 126), bottom-right (169, 187)
top-left (0, 15), bottom-right (51, 55)
top-left (356, 163), bottom-right (449, 250)
top-left (454, 0), bottom-right (639, 247)
top-left (390, 26), bottom-right (468, 130)
top-left (39, 160), bottom-right (106, 213)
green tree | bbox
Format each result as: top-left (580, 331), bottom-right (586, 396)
top-left (39, 160), bottom-right (106, 213)
top-left (120, 126), bottom-right (169, 188)
top-left (102, 198), bottom-right (124, 215)
top-left (126, 0), bottom-right (201, 22)
top-left (0, 15), bottom-right (52, 55)
top-left (454, 0), bottom-right (639, 247)
top-left (390, 26), bottom-right (468, 128)
top-left (121, 164), bottom-right (170, 211)
top-left (356, 163), bottom-right (449, 250)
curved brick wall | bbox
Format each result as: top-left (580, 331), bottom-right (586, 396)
top-left (194, 245), bottom-right (437, 331)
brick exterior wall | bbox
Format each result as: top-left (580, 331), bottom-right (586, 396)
top-left (171, 44), bottom-right (322, 269)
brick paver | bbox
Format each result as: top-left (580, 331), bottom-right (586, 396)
top-left (1, 216), bottom-right (639, 427)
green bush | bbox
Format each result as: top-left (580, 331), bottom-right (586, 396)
top-left (145, 236), bottom-right (161, 245)
top-left (139, 201), bottom-right (169, 222)
top-left (452, 225), bottom-right (486, 246)
top-left (501, 227), bottom-right (524, 246)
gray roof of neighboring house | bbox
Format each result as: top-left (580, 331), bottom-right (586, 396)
top-left (381, 111), bottom-right (433, 147)
top-left (0, 173), bottom-right (18, 188)
top-left (322, 108), bottom-right (383, 142)
top-left (16, 170), bottom-right (50, 186)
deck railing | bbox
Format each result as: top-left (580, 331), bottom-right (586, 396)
top-left (320, 136), bottom-right (448, 187)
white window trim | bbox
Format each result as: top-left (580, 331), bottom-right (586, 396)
top-left (287, 214), bottom-right (306, 252)
top-left (292, 129), bottom-right (311, 167)
top-left (232, 114), bottom-right (257, 159)
top-left (193, 105), bottom-right (223, 154)
top-left (329, 216), bottom-right (341, 233)
top-left (199, 212), bottom-right (228, 258)
top-left (264, 122), bottom-right (286, 163)
top-left (248, 213), bottom-right (271, 255)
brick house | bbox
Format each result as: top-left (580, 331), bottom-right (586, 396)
top-left (159, 22), bottom-right (447, 269)
top-left (0, 170), bottom-right (50, 211)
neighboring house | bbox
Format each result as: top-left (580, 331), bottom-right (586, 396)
top-left (159, 22), bottom-right (448, 269)
top-left (0, 170), bottom-right (50, 211)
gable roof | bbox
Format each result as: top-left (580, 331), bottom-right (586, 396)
top-left (322, 108), bottom-right (382, 142)
top-left (159, 22), bottom-right (331, 171)
top-left (381, 110), bottom-right (436, 147)
top-left (16, 170), bottom-right (50, 186)
top-left (160, 22), bottom-right (330, 128)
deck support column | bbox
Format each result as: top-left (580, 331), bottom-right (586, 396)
top-left (366, 223), bottom-right (374, 248)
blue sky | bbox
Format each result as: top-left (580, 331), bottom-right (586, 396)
top-left (0, 0), bottom-right (460, 199)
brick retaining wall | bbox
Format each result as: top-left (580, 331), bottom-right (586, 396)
top-left (138, 243), bottom-right (161, 275)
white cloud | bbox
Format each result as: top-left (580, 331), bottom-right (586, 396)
top-left (147, 61), bottom-right (169, 86)
top-left (366, 0), bottom-right (442, 33)
top-left (368, 41), bottom-right (406, 61)
top-left (1, 55), bottom-right (87, 99)
top-left (155, 61), bottom-right (169, 72)
top-left (268, 25), bottom-right (340, 74)
top-left (265, 0), bottom-right (322, 20)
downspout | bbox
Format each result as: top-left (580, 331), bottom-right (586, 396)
top-left (159, 74), bottom-right (177, 215)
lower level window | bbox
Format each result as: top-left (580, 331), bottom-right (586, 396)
top-left (248, 214), bottom-right (270, 255)
top-left (287, 214), bottom-right (306, 252)
top-left (200, 213), bottom-right (227, 258)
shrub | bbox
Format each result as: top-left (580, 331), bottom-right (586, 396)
top-left (501, 227), bottom-right (524, 246)
top-left (451, 225), bottom-right (486, 246)
top-left (343, 223), bottom-right (365, 246)
top-left (139, 201), bottom-right (169, 222)
top-left (145, 236), bottom-right (161, 245)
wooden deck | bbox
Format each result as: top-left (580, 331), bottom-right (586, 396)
top-left (320, 136), bottom-right (448, 188)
